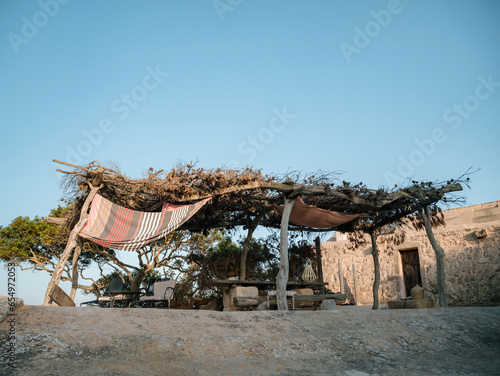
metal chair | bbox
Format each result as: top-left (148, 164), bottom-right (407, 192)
top-left (97, 277), bottom-right (130, 308)
top-left (137, 279), bottom-right (176, 308)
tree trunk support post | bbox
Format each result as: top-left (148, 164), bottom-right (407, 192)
top-left (239, 227), bottom-right (255, 281)
top-left (353, 264), bottom-right (359, 305)
top-left (239, 213), bottom-right (265, 281)
top-left (43, 182), bottom-right (101, 305)
top-left (315, 236), bottom-right (325, 294)
top-left (338, 259), bottom-right (344, 294)
top-left (276, 198), bottom-right (296, 311)
top-left (419, 205), bottom-right (448, 307)
top-left (69, 237), bottom-right (83, 300)
top-left (369, 231), bottom-right (380, 310)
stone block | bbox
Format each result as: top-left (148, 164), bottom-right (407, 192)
top-left (320, 299), bottom-right (336, 310)
top-left (388, 299), bottom-right (434, 309)
top-left (404, 299), bottom-right (434, 309)
top-left (225, 286), bottom-right (259, 311)
top-left (230, 286), bottom-right (258, 299)
top-left (410, 285), bottom-right (424, 300)
top-left (388, 300), bottom-right (405, 309)
top-left (199, 300), bottom-right (219, 311)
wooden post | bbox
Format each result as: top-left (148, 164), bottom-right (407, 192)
top-left (239, 226), bottom-right (255, 281)
top-left (419, 206), bottom-right (448, 307)
top-left (276, 198), bottom-right (296, 311)
top-left (369, 231), bottom-right (380, 310)
top-left (338, 259), bottom-right (344, 294)
top-left (43, 183), bottom-right (101, 305)
top-left (239, 213), bottom-right (264, 281)
top-left (353, 263), bottom-right (359, 305)
top-left (69, 238), bottom-right (83, 300)
top-left (315, 236), bottom-right (325, 294)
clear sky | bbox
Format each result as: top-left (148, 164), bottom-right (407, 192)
top-left (1, 0), bottom-right (499, 305)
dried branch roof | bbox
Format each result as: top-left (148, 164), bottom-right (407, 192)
top-left (54, 160), bottom-right (471, 234)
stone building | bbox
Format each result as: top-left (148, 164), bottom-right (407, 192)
top-left (321, 200), bottom-right (500, 306)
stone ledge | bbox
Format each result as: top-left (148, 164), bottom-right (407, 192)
top-left (388, 299), bottom-right (435, 309)
top-left (0, 295), bottom-right (24, 323)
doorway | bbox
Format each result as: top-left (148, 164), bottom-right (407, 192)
top-left (400, 248), bottom-right (422, 297)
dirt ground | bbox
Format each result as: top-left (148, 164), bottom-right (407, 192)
top-left (1, 300), bottom-right (499, 376)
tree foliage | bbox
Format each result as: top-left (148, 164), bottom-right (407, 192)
top-left (0, 206), bottom-right (109, 292)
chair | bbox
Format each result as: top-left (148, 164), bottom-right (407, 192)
top-left (97, 277), bottom-right (130, 308)
top-left (267, 290), bottom-right (297, 309)
top-left (138, 279), bottom-right (176, 308)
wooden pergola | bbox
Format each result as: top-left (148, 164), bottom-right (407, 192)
top-left (44, 160), bottom-right (468, 310)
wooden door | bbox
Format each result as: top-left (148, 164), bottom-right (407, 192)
top-left (400, 249), bottom-right (422, 297)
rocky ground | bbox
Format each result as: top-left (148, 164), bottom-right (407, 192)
top-left (0, 298), bottom-right (499, 376)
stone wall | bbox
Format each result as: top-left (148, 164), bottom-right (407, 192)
top-left (321, 201), bottom-right (500, 306)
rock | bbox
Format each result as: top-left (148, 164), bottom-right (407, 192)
top-left (199, 300), bottom-right (219, 311)
top-left (410, 285), bottom-right (424, 300)
top-left (0, 295), bottom-right (24, 323)
top-left (345, 370), bottom-right (371, 376)
top-left (255, 302), bottom-right (269, 311)
top-left (320, 299), bottom-right (336, 310)
top-left (475, 229), bottom-right (488, 238)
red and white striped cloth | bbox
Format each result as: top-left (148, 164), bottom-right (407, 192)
top-left (77, 194), bottom-right (211, 251)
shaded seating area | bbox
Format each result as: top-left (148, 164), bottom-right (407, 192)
top-left (137, 279), bottom-right (176, 308)
top-left (45, 160), bottom-right (468, 310)
top-left (81, 277), bottom-right (176, 309)
top-left (97, 276), bottom-right (133, 308)
top-left (80, 276), bottom-right (132, 308)
top-left (267, 290), bottom-right (297, 309)
top-left (206, 279), bottom-right (345, 311)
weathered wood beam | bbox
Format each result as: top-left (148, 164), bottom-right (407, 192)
top-left (53, 159), bottom-right (96, 173)
top-left (369, 231), bottom-right (380, 310)
top-left (276, 198), bottom-right (295, 311)
top-left (53, 160), bottom-right (124, 182)
top-left (234, 294), bottom-right (347, 308)
top-left (53, 159), bottom-right (464, 213)
top-left (315, 237), bottom-right (325, 294)
top-left (419, 205), bottom-right (448, 307)
top-left (43, 217), bottom-right (67, 226)
top-left (239, 224), bottom-right (256, 281)
top-left (70, 238), bottom-right (82, 300)
top-left (239, 212), bottom-right (265, 281)
top-left (43, 183), bottom-right (102, 305)
top-left (177, 181), bottom-right (463, 209)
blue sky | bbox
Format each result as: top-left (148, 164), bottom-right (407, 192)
top-left (1, 0), bottom-right (499, 304)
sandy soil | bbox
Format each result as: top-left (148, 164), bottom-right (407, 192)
top-left (1, 301), bottom-right (499, 376)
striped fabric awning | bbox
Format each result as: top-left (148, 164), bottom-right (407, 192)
top-left (77, 194), bottom-right (211, 251)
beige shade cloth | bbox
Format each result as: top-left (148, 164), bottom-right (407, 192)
top-left (273, 199), bottom-right (361, 229)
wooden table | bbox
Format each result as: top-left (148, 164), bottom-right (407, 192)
top-left (205, 279), bottom-right (327, 291)
top-left (205, 279), bottom-right (337, 310)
